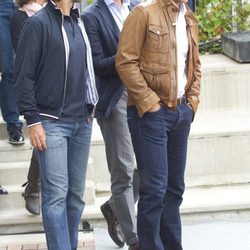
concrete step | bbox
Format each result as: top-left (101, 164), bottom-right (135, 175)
top-left (199, 54), bottom-right (250, 113)
top-left (186, 113), bottom-right (250, 187)
top-left (0, 140), bottom-right (32, 162)
top-left (1, 183), bottom-right (250, 234)
top-left (0, 195), bottom-right (107, 234)
top-left (182, 183), bottom-right (250, 215)
top-left (0, 185), bottom-right (26, 210)
top-left (0, 119), bottom-right (28, 139)
top-left (89, 114), bottom-right (250, 192)
top-left (0, 159), bottom-right (94, 187)
top-left (0, 161), bottom-right (30, 186)
top-left (0, 180), bottom-right (95, 211)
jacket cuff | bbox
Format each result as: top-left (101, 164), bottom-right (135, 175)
top-left (25, 114), bottom-right (41, 127)
top-left (136, 92), bottom-right (160, 117)
top-left (187, 95), bottom-right (199, 113)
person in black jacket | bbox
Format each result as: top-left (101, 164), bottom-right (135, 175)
top-left (0, 45), bottom-right (8, 195)
top-left (14, 0), bottom-right (98, 249)
top-left (82, 0), bottom-right (139, 249)
top-left (11, 0), bottom-right (47, 217)
top-left (0, 47), bottom-right (8, 194)
top-left (0, 0), bottom-right (24, 145)
top-left (11, 0), bottom-right (47, 51)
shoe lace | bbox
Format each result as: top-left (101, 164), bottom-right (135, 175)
top-left (9, 126), bottom-right (24, 139)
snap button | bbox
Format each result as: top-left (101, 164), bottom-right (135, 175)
top-left (157, 30), bottom-right (160, 35)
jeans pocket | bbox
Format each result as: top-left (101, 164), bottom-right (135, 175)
top-left (127, 105), bottom-right (138, 120)
top-left (184, 103), bottom-right (194, 122)
top-left (144, 105), bottom-right (163, 118)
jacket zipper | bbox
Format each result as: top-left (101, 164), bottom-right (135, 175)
top-left (59, 15), bottom-right (69, 117)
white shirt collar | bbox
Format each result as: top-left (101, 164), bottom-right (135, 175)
top-left (104, 0), bottom-right (130, 7)
top-left (171, 1), bottom-right (187, 15)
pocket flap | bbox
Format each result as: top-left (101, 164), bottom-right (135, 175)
top-left (140, 61), bottom-right (169, 74)
top-left (148, 25), bottom-right (169, 36)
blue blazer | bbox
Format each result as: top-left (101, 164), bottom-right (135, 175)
top-left (82, 0), bottom-right (137, 119)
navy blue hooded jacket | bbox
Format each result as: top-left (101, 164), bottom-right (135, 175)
top-left (14, 0), bottom-right (98, 126)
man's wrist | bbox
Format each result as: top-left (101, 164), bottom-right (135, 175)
top-left (27, 122), bottom-right (42, 128)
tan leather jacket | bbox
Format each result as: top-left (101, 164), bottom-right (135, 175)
top-left (116, 0), bottom-right (201, 117)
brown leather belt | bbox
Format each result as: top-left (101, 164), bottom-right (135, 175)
top-left (161, 96), bottom-right (188, 110)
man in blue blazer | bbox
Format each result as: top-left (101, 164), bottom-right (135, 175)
top-left (82, 0), bottom-right (139, 249)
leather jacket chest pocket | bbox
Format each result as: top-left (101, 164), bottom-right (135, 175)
top-left (145, 25), bottom-right (169, 52)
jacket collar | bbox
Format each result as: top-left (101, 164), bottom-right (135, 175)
top-left (160, 0), bottom-right (198, 26)
top-left (47, 0), bottom-right (79, 21)
top-left (95, 0), bottom-right (136, 10)
top-left (93, 0), bottom-right (119, 39)
top-left (104, 0), bottom-right (130, 7)
top-left (93, 0), bottom-right (137, 40)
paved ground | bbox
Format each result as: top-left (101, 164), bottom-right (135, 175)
top-left (0, 232), bottom-right (95, 250)
top-left (95, 221), bottom-right (250, 250)
top-left (1, 220), bottom-right (250, 249)
top-left (0, 242), bottom-right (94, 250)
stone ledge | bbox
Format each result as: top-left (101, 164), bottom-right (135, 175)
top-left (200, 54), bottom-right (250, 73)
top-left (191, 113), bottom-right (250, 139)
top-left (182, 183), bottom-right (250, 214)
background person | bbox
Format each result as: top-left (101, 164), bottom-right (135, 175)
top-left (0, 45), bottom-right (8, 195)
top-left (10, 0), bottom-right (47, 216)
top-left (0, 0), bottom-right (24, 145)
top-left (82, 0), bottom-right (140, 249)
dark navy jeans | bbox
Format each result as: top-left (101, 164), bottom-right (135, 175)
top-left (127, 102), bottom-right (193, 250)
top-left (0, 1), bottom-right (22, 130)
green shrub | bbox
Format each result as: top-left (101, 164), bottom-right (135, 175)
top-left (196, 0), bottom-right (250, 53)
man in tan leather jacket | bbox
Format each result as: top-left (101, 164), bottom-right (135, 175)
top-left (116, 0), bottom-right (201, 249)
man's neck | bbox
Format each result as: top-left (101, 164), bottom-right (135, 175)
top-left (113, 0), bottom-right (122, 6)
top-left (171, 0), bottom-right (180, 8)
top-left (55, 0), bottom-right (73, 16)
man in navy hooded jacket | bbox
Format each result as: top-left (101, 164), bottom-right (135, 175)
top-left (14, 0), bottom-right (98, 249)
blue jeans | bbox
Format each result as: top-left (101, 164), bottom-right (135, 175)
top-left (127, 102), bottom-right (193, 250)
top-left (0, 1), bottom-right (22, 130)
top-left (35, 119), bottom-right (92, 250)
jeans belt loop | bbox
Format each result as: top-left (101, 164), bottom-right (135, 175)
top-left (177, 95), bottom-right (186, 105)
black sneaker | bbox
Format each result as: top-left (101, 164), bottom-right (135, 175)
top-left (0, 185), bottom-right (8, 195)
top-left (8, 126), bottom-right (25, 145)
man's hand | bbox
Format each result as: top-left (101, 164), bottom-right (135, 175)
top-left (28, 124), bottom-right (47, 151)
top-left (148, 103), bottom-right (161, 113)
